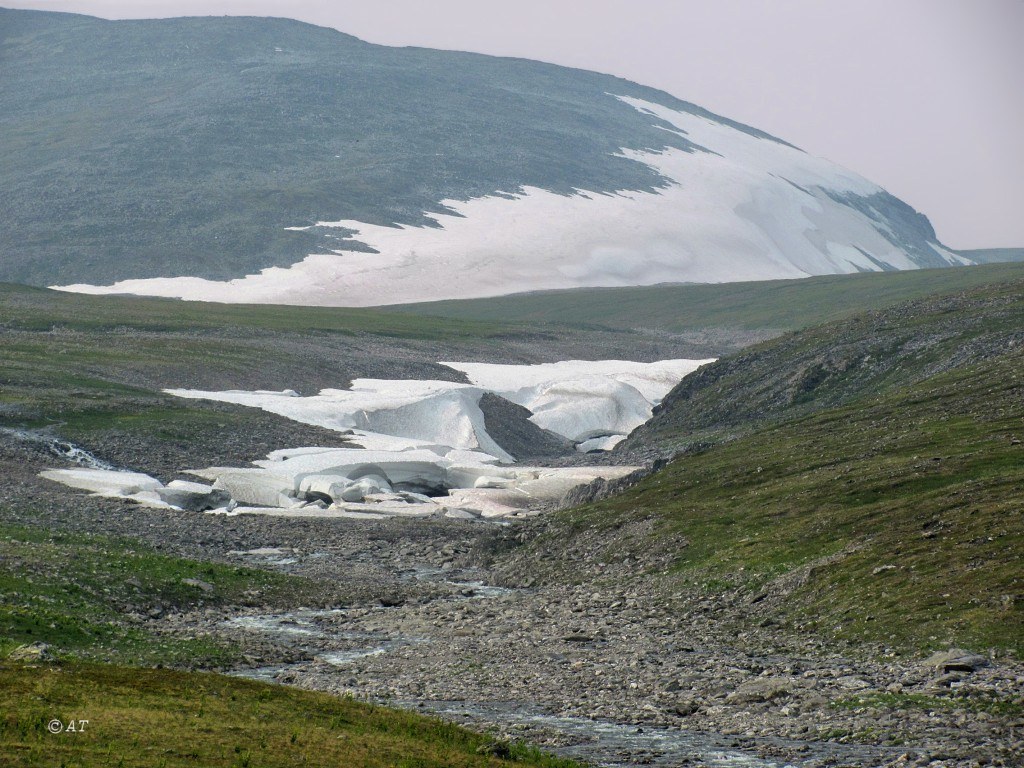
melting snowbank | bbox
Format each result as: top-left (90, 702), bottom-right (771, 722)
top-left (40, 358), bottom-right (708, 520)
top-left (39, 451), bottom-right (639, 520)
top-left (442, 358), bottom-right (711, 442)
top-left (193, 445), bottom-right (639, 519)
top-left (167, 358), bottom-right (712, 455)
top-left (167, 379), bottom-right (514, 461)
top-left (38, 469), bottom-right (232, 511)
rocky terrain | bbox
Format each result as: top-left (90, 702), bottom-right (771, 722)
top-left (4, 425), bottom-right (1022, 767)
top-left (3, 277), bottom-right (1023, 767)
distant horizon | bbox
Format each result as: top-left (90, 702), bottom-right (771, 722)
top-left (3, 0), bottom-right (1022, 250)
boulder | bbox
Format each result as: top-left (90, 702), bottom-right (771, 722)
top-left (927, 673), bottom-right (965, 691)
top-left (673, 698), bottom-right (700, 717)
top-left (8, 642), bottom-right (53, 662)
top-left (726, 677), bottom-right (794, 704)
top-left (924, 648), bottom-right (989, 673)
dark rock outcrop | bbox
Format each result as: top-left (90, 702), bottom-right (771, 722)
top-left (477, 392), bottom-right (574, 462)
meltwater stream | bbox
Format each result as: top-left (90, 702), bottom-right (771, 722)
top-left (223, 609), bottom-right (420, 683)
top-left (2, 427), bottom-right (114, 470)
top-left (220, 570), bottom-right (829, 768)
top-left (226, 609), bottom-right (800, 767)
top-left (410, 700), bottom-right (797, 768)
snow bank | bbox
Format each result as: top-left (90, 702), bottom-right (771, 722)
top-left (41, 358), bottom-right (707, 520)
top-left (166, 380), bottom-right (513, 462)
top-left (38, 469), bottom-right (229, 511)
top-left (169, 359), bottom-right (711, 455)
top-left (440, 358), bottom-right (713, 443)
top-left (38, 438), bottom-right (639, 520)
top-left (23, 447), bottom-right (629, 521)
top-left (38, 468), bottom-right (161, 496)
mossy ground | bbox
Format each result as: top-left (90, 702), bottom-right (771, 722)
top-left (0, 664), bottom-right (580, 768)
top-left (0, 522), bottom-right (315, 666)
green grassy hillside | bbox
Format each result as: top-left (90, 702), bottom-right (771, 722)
top-left (0, 664), bottom-right (576, 768)
top-left (511, 279), bottom-right (1024, 655)
top-left (527, 349), bottom-right (1024, 653)
top-left (0, 522), bottom-right (310, 666)
top-left (393, 262), bottom-right (1024, 333)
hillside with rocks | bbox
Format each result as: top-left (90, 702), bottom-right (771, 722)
top-left (619, 277), bottom-right (1024, 458)
top-left (2, 271), bottom-right (1022, 767)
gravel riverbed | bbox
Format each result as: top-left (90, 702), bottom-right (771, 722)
top-left (3, 427), bottom-right (1022, 768)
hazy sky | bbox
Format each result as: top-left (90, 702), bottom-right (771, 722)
top-left (6, 0), bottom-right (1023, 248)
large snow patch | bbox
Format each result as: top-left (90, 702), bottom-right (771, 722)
top-left (166, 358), bottom-right (712, 454)
top-left (51, 97), bottom-right (965, 306)
top-left (41, 358), bottom-right (710, 520)
top-left (441, 358), bottom-right (712, 442)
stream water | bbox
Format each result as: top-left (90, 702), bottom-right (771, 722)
top-left (2, 427), bottom-right (114, 470)
top-left (220, 569), bottom-right (899, 768)
top-left (412, 699), bottom-right (799, 767)
top-left (224, 608), bottom-right (801, 767)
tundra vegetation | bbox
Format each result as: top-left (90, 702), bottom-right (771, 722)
top-left (1, 264), bottom-right (1022, 766)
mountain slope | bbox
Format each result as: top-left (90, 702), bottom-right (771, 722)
top-left (497, 278), bottom-right (1024, 653)
top-left (620, 275), bottom-right (1024, 455)
top-left (1, 9), bottom-right (975, 306)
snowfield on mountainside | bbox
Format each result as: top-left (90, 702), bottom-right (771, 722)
top-left (52, 96), bottom-right (965, 305)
